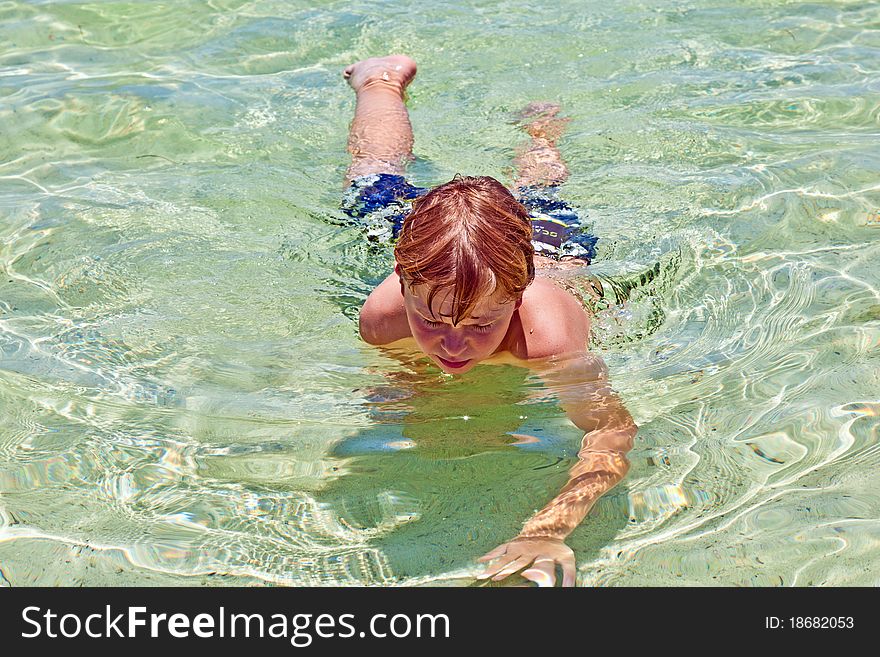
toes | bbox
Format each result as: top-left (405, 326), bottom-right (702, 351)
top-left (516, 102), bottom-right (562, 123)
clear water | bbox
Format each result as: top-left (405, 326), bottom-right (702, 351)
top-left (1, 0), bottom-right (878, 586)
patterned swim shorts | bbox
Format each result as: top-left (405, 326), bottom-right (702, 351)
top-left (341, 173), bottom-right (597, 262)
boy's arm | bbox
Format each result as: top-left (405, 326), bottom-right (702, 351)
top-left (359, 272), bottom-right (412, 345)
top-left (478, 353), bottom-right (637, 586)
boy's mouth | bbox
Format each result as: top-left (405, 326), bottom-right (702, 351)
top-left (436, 356), bottom-right (471, 369)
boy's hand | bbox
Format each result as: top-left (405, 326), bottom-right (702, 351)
top-left (477, 536), bottom-right (576, 587)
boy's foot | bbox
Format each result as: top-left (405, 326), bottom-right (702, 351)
top-left (343, 55), bottom-right (417, 94)
top-left (515, 101), bottom-right (570, 142)
top-left (516, 101), bottom-right (562, 122)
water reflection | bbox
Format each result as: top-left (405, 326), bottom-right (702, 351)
top-left (323, 360), bottom-right (630, 584)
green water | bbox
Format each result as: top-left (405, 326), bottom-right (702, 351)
top-left (1, 0), bottom-right (878, 586)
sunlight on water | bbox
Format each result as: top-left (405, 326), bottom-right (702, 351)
top-left (1, 0), bottom-right (878, 586)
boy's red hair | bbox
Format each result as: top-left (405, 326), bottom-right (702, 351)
top-left (394, 175), bottom-right (535, 325)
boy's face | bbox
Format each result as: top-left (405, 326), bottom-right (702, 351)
top-left (401, 278), bottom-right (518, 375)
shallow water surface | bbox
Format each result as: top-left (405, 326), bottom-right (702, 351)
top-left (0, 0), bottom-right (878, 586)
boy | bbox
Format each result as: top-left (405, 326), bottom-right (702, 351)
top-left (342, 55), bottom-right (637, 586)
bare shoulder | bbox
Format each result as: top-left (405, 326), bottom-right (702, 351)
top-left (359, 272), bottom-right (412, 345)
top-left (508, 276), bottom-right (591, 360)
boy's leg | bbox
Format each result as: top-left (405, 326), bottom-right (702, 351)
top-left (344, 55), bottom-right (417, 184)
top-left (514, 104), bottom-right (596, 272)
top-left (513, 103), bottom-right (570, 189)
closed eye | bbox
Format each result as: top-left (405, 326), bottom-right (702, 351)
top-left (419, 315), bottom-right (493, 332)
top-left (471, 323), bottom-right (494, 333)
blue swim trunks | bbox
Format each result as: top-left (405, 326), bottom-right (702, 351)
top-left (341, 173), bottom-right (598, 262)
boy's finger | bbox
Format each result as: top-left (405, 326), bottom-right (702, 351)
top-left (561, 560), bottom-right (576, 587)
top-left (477, 544), bottom-right (508, 562)
top-left (490, 556), bottom-right (532, 581)
top-left (521, 561), bottom-right (556, 587)
top-left (477, 552), bottom-right (523, 579)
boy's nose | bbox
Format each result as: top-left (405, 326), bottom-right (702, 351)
top-left (440, 331), bottom-right (468, 357)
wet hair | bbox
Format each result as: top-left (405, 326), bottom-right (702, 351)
top-left (394, 175), bottom-right (535, 325)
